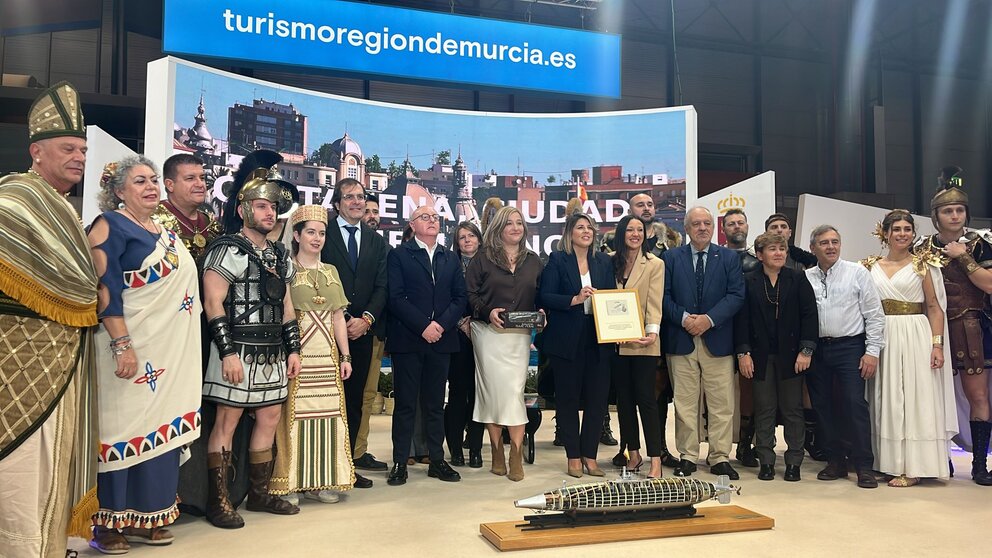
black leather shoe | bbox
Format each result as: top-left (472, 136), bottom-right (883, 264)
top-left (784, 465), bottom-right (801, 482)
top-left (353, 453), bottom-right (388, 471)
top-left (428, 460), bottom-right (461, 482)
top-left (600, 416), bottom-right (618, 446)
top-left (612, 451), bottom-right (628, 468)
top-left (354, 473), bottom-right (374, 488)
top-left (387, 464), bottom-right (408, 486)
top-left (468, 449), bottom-right (483, 468)
top-left (710, 461), bottom-right (740, 480)
top-left (674, 459), bottom-right (697, 477)
top-left (450, 452), bottom-right (465, 467)
top-left (817, 461), bottom-right (849, 481)
top-left (660, 450), bottom-right (681, 468)
top-left (735, 444), bottom-right (759, 468)
top-left (856, 469), bottom-right (878, 488)
top-left (757, 464), bottom-right (775, 481)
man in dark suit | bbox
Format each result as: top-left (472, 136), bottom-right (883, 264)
top-left (662, 206), bottom-right (745, 479)
top-left (320, 178), bottom-right (390, 488)
top-left (384, 206), bottom-right (466, 485)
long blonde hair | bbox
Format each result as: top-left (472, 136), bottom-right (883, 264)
top-left (482, 205), bottom-right (530, 269)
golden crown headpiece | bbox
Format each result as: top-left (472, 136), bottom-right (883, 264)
top-left (717, 193), bottom-right (745, 214)
top-left (28, 81), bottom-right (86, 142)
top-left (238, 167), bottom-right (296, 214)
top-left (290, 204), bottom-right (328, 228)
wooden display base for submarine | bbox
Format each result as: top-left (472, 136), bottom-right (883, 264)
top-left (480, 505), bottom-right (773, 551)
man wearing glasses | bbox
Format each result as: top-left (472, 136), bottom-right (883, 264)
top-left (805, 225), bottom-right (885, 488)
top-left (385, 207), bottom-right (465, 485)
top-left (321, 178), bottom-right (391, 488)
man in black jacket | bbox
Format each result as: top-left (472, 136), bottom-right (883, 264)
top-left (765, 213), bottom-right (817, 271)
top-left (320, 178), bottom-right (390, 488)
top-left (384, 206), bottom-right (466, 485)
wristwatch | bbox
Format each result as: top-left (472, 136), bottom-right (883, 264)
top-left (800, 347), bottom-right (814, 357)
top-left (736, 352), bottom-right (750, 359)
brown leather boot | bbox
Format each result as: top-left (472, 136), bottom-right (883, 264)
top-left (490, 441), bottom-right (507, 476)
top-left (245, 447), bottom-right (299, 515)
top-left (507, 443), bottom-right (524, 482)
top-left (206, 449), bottom-right (245, 529)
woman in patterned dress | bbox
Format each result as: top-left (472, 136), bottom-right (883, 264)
top-left (270, 205), bottom-right (355, 504)
top-left (87, 156), bottom-right (202, 553)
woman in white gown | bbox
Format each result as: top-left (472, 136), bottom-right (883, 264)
top-left (864, 209), bottom-right (958, 486)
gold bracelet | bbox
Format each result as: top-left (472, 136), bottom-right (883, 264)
top-left (932, 334), bottom-right (943, 346)
top-left (340, 354), bottom-right (352, 363)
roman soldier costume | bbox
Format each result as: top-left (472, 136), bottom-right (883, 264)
top-left (200, 150), bottom-right (303, 527)
top-left (914, 166), bottom-right (992, 485)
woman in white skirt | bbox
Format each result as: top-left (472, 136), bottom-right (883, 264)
top-left (465, 206), bottom-right (543, 482)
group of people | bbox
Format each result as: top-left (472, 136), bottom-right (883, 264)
top-left (2, 82), bottom-right (991, 558)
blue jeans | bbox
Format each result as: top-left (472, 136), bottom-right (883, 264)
top-left (806, 335), bottom-right (874, 470)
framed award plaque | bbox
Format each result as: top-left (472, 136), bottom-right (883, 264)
top-left (591, 289), bottom-right (645, 344)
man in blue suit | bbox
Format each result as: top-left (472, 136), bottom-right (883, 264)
top-left (385, 206), bottom-right (466, 486)
top-left (662, 206), bottom-right (745, 479)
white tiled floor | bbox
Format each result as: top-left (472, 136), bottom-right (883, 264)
top-left (69, 412), bottom-right (988, 557)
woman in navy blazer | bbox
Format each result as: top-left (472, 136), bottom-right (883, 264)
top-left (539, 212), bottom-right (615, 477)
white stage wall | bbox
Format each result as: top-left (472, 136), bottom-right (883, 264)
top-left (796, 194), bottom-right (935, 262)
top-left (696, 171), bottom-right (776, 247)
top-left (81, 125), bottom-right (137, 226)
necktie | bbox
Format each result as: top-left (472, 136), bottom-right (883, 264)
top-left (695, 251), bottom-right (705, 306)
top-left (345, 225), bottom-right (358, 270)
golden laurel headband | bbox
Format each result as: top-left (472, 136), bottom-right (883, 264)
top-left (100, 161), bottom-right (119, 187)
top-left (290, 204), bottom-right (328, 228)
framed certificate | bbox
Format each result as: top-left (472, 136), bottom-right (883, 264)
top-left (591, 289), bottom-right (645, 344)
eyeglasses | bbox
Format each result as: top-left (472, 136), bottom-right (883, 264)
top-left (413, 214), bottom-right (441, 223)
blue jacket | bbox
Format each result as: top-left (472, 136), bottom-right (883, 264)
top-left (386, 240), bottom-right (466, 354)
top-left (661, 243), bottom-right (744, 357)
top-left (538, 250), bottom-right (615, 361)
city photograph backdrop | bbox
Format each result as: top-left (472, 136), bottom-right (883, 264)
top-left (146, 57), bottom-right (697, 255)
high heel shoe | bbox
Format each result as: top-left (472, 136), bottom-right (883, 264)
top-left (582, 461), bottom-right (605, 477)
top-left (625, 455), bottom-right (644, 472)
top-left (567, 466), bottom-right (583, 478)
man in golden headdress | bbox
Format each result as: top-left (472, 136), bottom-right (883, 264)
top-left (0, 82), bottom-right (99, 557)
top-left (916, 166), bottom-right (992, 486)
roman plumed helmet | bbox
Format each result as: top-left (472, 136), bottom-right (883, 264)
top-left (930, 165), bottom-right (968, 228)
top-left (223, 149), bottom-right (298, 232)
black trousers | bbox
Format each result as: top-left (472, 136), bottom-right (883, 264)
top-left (550, 317), bottom-right (610, 459)
top-left (753, 360), bottom-right (804, 466)
top-left (444, 332), bottom-right (484, 454)
top-left (344, 334), bottom-right (374, 453)
top-left (391, 351), bottom-right (450, 464)
top-left (806, 335), bottom-right (874, 470)
top-left (611, 353), bottom-right (663, 456)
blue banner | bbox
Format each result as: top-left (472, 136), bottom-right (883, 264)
top-left (163, 0), bottom-right (621, 98)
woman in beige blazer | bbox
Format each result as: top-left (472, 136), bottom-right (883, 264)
top-left (610, 215), bottom-right (665, 478)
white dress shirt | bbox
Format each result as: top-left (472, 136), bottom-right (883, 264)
top-left (580, 271), bottom-right (592, 315)
top-left (805, 259), bottom-right (885, 357)
top-left (414, 236), bottom-right (437, 281)
top-left (337, 215), bottom-right (361, 257)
